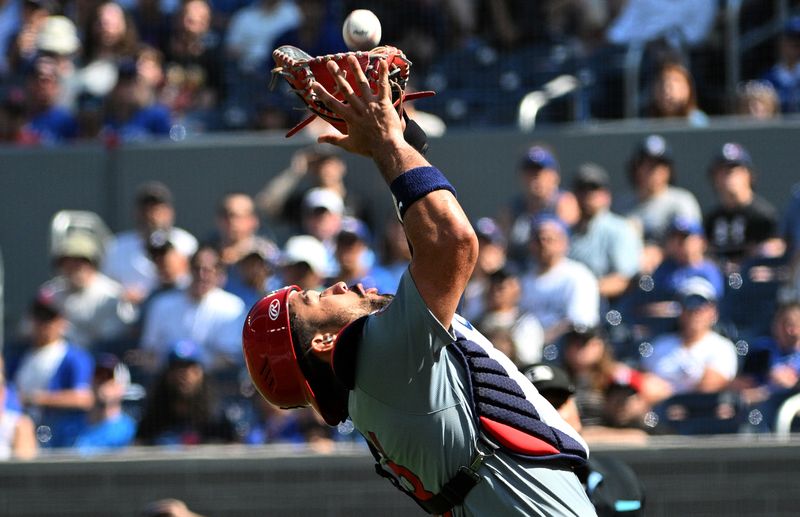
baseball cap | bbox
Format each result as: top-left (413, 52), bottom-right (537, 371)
top-left (677, 276), bottom-right (717, 309)
top-left (667, 216), bottom-right (704, 237)
top-left (303, 188), bottom-right (344, 215)
top-left (632, 134), bottom-right (673, 163)
top-left (475, 217), bottom-right (506, 247)
top-left (53, 232), bottom-right (102, 263)
top-left (520, 145), bottom-right (559, 171)
top-left (146, 229), bottom-right (174, 257)
top-left (521, 363), bottom-right (575, 395)
top-left (36, 16), bottom-right (80, 55)
top-left (240, 238), bottom-right (279, 265)
top-left (30, 290), bottom-right (61, 321)
top-left (167, 340), bottom-right (203, 366)
top-left (709, 142), bottom-right (754, 170)
top-left (563, 324), bottom-right (606, 343)
top-left (282, 235), bottom-right (329, 277)
top-left (136, 181), bottom-right (173, 206)
top-left (337, 216), bottom-right (371, 244)
top-left (572, 163), bottom-right (610, 191)
top-left (529, 214), bottom-right (569, 239)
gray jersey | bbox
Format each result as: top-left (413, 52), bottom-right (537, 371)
top-left (347, 271), bottom-right (596, 516)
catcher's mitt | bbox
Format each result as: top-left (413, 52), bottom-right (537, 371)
top-left (272, 45), bottom-right (434, 137)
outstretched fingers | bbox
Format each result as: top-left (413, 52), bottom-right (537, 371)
top-left (375, 59), bottom-right (391, 103)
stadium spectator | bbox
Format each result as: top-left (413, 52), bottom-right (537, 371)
top-left (0, 0), bottom-right (23, 77)
top-left (277, 234), bottom-right (328, 290)
top-left (139, 245), bottom-right (246, 371)
top-left (299, 187), bottom-right (344, 276)
top-left (5, 0), bottom-right (51, 75)
top-left (559, 325), bottom-right (649, 435)
top-left (35, 15), bottom-right (82, 106)
top-left (102, 57), bottom-right (173, 142)
top-left (229, 241), bottom-right (278, 309)
top-left (639, 277), bottom-right (739, 406)
top-left (704, 142), bottom-right (780, 270)
top-left (568, 163), bottom-right (642, 301)
top-left (764, 303), bottom-right (800, 392)
top-left (256, 146), bottom-right (361, 235)
top-left (0, 358), bottom-right (37, 460)
top-left (210, 192), bottom-right (278, 296)
top-left (476, 268), bottom-right (544, 366)
top-left (519, 215), bottom-right (600, 343)
top-left (646, 60), bottom-right (708, 126)
top-left (135, 340), bottom-right (235, 445)
top-left (369, 218), bottom-right (411, 294)
top-left (501, 144), bottom-right (579, 267)
top-left (630, 216), bottom-right (725, 341)
top-left (103, 181), bottom-right (198, 303)
top-left (39, 232), bottom-right (136, 350)
top-left (9, 296), bottom-right (94, 448)
top-left (73, 354), bottom-right (137, 454)
top-left (143, 230), bottom-right (192, 303)
top-left (79, 1), bottom-right (140, 98)
top-left (618, 134), bottom-right (702, 272)
top-left (606, 0), bottom-right (717, 49)
top-left (736, 80), bottom-right (781, 120)
top-left (224, 0), bottom-right (300, 122)
top-left (163, 0), bottom-right (224, 131)
top-left (18, 56), bottom-right (78, 145)
top-left (462, 217), bottom-right (508, 322)
top-left (330, 217), bottom-right (378, 289)
top-left (762, 16), bottom-right (800, 114)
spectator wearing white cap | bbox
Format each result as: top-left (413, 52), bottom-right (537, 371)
top-left (278, 234), bottom-right (328, 291)
top-left (300, 187), bottom-right (344, 276)
top-left (39, 231), bottom-right (136, 350)
top-left (36, 15), bottom-right (81, 110)
top-left (640, 277), bottom-right (738, 403)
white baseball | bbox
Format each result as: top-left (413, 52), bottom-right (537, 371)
top-left (342, 9), bottom-right (382, 51)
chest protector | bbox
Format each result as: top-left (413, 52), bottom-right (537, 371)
top-left (332, 317), bottom-right (588, 515)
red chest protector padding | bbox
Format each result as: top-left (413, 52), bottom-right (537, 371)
top-left (450, 335), bottom-right (588, 466)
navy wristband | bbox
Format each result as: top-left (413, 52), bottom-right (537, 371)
top-left (390, 166), bottom-right (456, 219)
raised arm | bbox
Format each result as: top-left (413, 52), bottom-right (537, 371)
top-left (313, 57), bottom-right (478, 328)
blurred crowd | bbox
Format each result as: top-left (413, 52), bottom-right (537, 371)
top-left (0, 0), bottom-right (800, 143)
top-left (2, 130), bottom-right (800, 460)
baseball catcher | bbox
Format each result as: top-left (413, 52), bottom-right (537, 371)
top-left (244, 56), bottom-right (596, 516)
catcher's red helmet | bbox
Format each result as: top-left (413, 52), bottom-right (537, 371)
top-left (243, 285), bottom-right (350, 425)
top-left (242, 286), bottom-right (313, 410)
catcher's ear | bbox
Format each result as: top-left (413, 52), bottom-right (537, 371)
top-left (402, 112), bottom-right (429, 155)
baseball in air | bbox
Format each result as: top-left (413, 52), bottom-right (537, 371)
top-left (342, 9), bottom-right (382, 51)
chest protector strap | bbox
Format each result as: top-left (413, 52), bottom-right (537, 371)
top-left (449, 335), bottom-right (588, 466)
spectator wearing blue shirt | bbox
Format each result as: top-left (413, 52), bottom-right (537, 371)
top-left (330, 216), bottom-right (379, 290)
top-left (103, 59), bottom-right (172, 142)
top-left (568, 163), bottom-right (643, 302)
top-left (20, 56), bottom-right (78, 145)
top-left (9, 296), bottom-right (94, 448)
top-left (74, 354), bottom-right (137, 454)
top-left (762, 17), bottom-right (800, 114)
top-left (631, 217), bottom-right (724, 340)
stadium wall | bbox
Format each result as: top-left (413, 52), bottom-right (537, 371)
top-left (2, 120), bottom-right (800, 338)
top-left (0, 437), bottom-right (799, 516)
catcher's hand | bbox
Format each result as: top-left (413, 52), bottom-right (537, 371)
top-left (272, 45), bottom-right (432, 137)
top-left (312, 56), bottom-right (405, 158)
